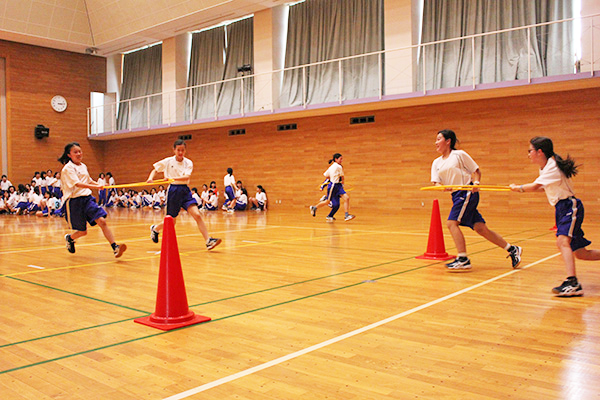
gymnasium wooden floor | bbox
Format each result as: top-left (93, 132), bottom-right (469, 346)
top-left (1, 206), bottom-right (600, 399)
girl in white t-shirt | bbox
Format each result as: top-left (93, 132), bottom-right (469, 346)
top-left (431, 130), bottom-right (521, 272)
top-left (309, 154), bottom-right (354, 222)
top-left (59, 142), bottom-right (126, 257)
top-left (249, 185), bottom-right (268, 211)
top-left (147, 139), bottom-right (221, 250)
top-left (97, 173), bottom-right (107, 206)
top-left (510, 136), bottom-right (600, 297)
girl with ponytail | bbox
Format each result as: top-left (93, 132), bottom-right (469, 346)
top-left (510, 136), bottom-right (600, 297)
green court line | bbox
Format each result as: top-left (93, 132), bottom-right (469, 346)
top-left (5, 276), bottom-right (150, 314)
top-left (0, 229), bottom-right (550, 375)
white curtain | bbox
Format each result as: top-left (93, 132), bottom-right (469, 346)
top-left (217, 17), bottom-right (254, 116)
top-left (186, 27), bottom-right (226, 120)
top-left (116, 45), bottom-right (162, 130)
top-left (282, 0), bottom-right (383, 107)
top-left (418, 0), bottom-right (574, 90)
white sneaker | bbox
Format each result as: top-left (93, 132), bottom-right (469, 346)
top-left (445, 257), bottom-right (471, 272)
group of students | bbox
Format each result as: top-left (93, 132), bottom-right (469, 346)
top-left (430, 129), bottom-right (600, 298)
top-left (8, 130), bottom-right (596, 298)
top-left (0, 173), bottom-right (63, 216)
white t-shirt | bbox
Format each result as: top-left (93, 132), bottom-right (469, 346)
top-left (192, 193), bottom-right (201, 204)
top-left (431, 150), bottom-right (479, 187)
top-left (256, 192), bottom-right (267, 204)
top-left (152, 193), bottom-right (161, 203)
top-left (33, 177), bottom-right (42, 186)
top-left (534, 157), bottom-right (576, 206)
top-left (201, 190), bottom-right (209, 202)
top-left (224, 174), bottom-right (236, 188)
top-left (209, 194), bottom-right (218, 207)
top-left (0, 179), bottom-right (11, 191)
top-left (153, 156), bottom-right (193, 180)
top-left (97, 177), bottom-right (106, 186)
top-left (237, 194), bottom-right (248, 205)
top-left (61, 161), bottom-right (93, 200)
top-left (53, 179), bottom-right (61, 188)
top-left (46, 177), bottom-right (56, 187)
top-left (8, 192), bottom-right (18, 206)
top-left (108, 176), bottom-right (115, 186)
top-left (324, 162), bottom-right (344, 184)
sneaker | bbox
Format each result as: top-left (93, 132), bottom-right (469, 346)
top-left (310, 206), bottom-right (317, 217)
top-left (65, 234), bottom-right (75, 254)
top-left (150, 225), bottom-right (159, 243)
top-left (227, 209), bottom-right (235, 213)
top-left (326, 217), bottom-right (335, 222)
top-left (319, 195), bottom-right (327, 202)
top-left (507, 245), bottom-right (522, 268)
top-left (552, 278), bottom-right (584, 297)
top-left (344, 214), bottom-right (355, 221)
top-left (113, 244), bottom-right (127, 258)
top-left (206, 237), bottom-right (222, 250)
top-left (445, 257), bottom-right (471, 272)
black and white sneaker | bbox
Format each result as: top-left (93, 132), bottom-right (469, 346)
top-left (310, 206), bottom-right (317, 217)
top-left (150, 225), bottom-right (159, 243)
top-left (206, 237), bottom-right (222, 250)
top-left (552, 278), bottom-right (583, 297)
top-left (65, 234), bottom-right (75, 254)
top-left (507, 245), bottom-right (522, 268)
top-left (113, 244), bottom-right (127, 258)
top-left (344, 214), bottom-right (355, 221)
top-left (445, 257), bottom-right (471, 272)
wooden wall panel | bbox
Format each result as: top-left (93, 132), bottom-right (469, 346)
top-left (102, 85), bottom-right (600, 218)
top-left (0, 40), bottom-right (106, 185)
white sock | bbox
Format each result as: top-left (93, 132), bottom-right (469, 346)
top-left (457, 252), bottom-right (468, 258)
top-left (504, 243), bottom-right (511, 251)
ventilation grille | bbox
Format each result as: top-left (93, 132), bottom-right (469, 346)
top-left (178, 134), bottom-right (192, 141)
top-left (350, 115), bottom-right (375, 125)
top-left (229, 129), bottom-right (246, 136)
top-left (277, 123), bottom-right (297, 131)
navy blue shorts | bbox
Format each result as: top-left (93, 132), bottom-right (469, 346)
top-left (448, 190), bottom-right (485, 229)
top-left (225, 186), bottom-right (235, 201)
top-left (166, 185), bottom-right (198, 218)
top-left (65, 195), bottom-right (107, 231)
top-left (555, 197), bottom-right (591, 251)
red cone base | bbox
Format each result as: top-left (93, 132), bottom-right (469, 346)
top-left (135, 215), bottom-right (211, 331)
top-left (416, 199), bottom-right (455, 261)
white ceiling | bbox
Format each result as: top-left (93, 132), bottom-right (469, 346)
top-left (0, 0), bottom-right (289, 56)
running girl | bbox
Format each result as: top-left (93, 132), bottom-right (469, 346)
top-left (510, 137), bottom-right (600, 296)
top-left (147, 139), bottom-right (221, 250)
top-left (59, 142), bottom-right (127, 257)
top-left (309, 153), bottom-right (355, 222)
top-left (431, 129), bottom-right (521, 271)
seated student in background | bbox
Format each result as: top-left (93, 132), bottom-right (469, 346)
top-left (141, 190), bottom-right (153, 208)
top-left (191, 187), bottom-right (202, 208)
top-left (15, 184), bottom-right (29, 215)
top-left (151, 187), bottom-right (162, 209)
top-left (205, 189), bottom-right (219, 211)
top-left (0, 174), bottom-right (12, 195)
top-left (249, 185), bottom-right (267, 211)
top-left (106, 191), bottom-right (118, 208)
top-left (52, 172), bottom-right (62, 198)
top-left (200, 184), bottom-right (209, 209)
top-left (227, 187), bottom-right (248, 212)
top-left (28, 186), bottom-right (43, 214)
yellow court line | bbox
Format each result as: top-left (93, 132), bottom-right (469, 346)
top-left (1, 230), bottom-right (383, 278)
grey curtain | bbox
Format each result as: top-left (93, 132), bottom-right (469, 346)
top-left (217, 17), bottom-right (254, 116)
top-left (418, 0), bottom-right (574, 90)
top-left (282, 0), bottom-right (383, 107)
top-left (186, 27), bottom-right (226, 120)
top-left (116, 45), bottom-right (162, 130)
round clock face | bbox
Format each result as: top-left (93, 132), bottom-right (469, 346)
top-left (51, 95), bottom-right (67, 112)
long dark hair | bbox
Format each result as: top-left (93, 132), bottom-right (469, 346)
top-left (58, 142), bottom-right (80, 165)
top-left (257, 185), bottom-right (266, 193)
top-left (329, 153), bottom-right (342, 164)
top-left (530, 136), bottom-right (579, 178)
top-left (438, 129), bottom-right (458, 150)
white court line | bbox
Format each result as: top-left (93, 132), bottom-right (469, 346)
top-left (26, 265), bottom-right (45, 269)
top-left (163, 252), bottom-right (560, 400)
top-left (242, 240), bottom-right (260, 243)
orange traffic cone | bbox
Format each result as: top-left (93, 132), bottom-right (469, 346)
top-left (416, 199), bottom-right (455, 260)
top-left (134, 215), bottom-right (211, 331)
top-left (550, 225), bottom-right (557, 231)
